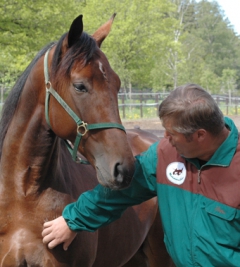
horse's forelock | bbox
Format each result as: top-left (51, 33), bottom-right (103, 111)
top-left (52, 32), bottom-right (98, 86)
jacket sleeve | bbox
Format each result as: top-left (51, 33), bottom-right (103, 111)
top-left (62, 141), bottom-right (159, 232)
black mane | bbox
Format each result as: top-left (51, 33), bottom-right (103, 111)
top-left (0, 43), bottom-right (55, 157)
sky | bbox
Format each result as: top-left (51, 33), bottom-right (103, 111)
top-left (212, 0), bottom-right (240, 35)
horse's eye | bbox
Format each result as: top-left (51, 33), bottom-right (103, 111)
top-left (73, 83), bottom-right (88, 93)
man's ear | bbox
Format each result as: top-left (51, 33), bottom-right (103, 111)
top-left (196, 129), bottom-right (207, 141)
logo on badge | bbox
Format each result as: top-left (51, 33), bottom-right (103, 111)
top-left (166, 162), bottom-right (186, 185)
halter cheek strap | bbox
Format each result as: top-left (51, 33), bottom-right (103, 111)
top-left (44, 48), bottom-right (125, 163)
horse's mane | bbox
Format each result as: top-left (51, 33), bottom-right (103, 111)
top-left (0, 43), bottom-right (55, 157)
top-left (0, 31), bottom-right (98, 158)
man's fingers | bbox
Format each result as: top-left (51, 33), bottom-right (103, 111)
top-left (48, 239), bottom-right (60, 250)
top-left (63, 243), bottom-right (68, 251)
top-left (41, 216), bottom-right (77, 250)
top-left (42, 232), bottom-right (54, 245)
top-left (43, 221), bottom-right (53, 229)
top-left (63, 232), bottom-right (77, 251)
top-left (42, 226), bottom-right (52, 238)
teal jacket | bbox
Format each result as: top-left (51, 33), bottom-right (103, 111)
top-left (63, 117), bottom-right (240, 267)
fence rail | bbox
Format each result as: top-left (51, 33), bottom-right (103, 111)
top-left (1, 86), bottom-right (240, 119)
top-left (118, 92), bottom-right (240, 119)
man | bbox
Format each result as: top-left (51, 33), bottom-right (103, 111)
top-left (42, 84), bottom-right (240, 267)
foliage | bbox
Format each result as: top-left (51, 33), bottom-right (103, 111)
top-left (79, 0), bottom-right (176, 90)
top-left (221, 68), bottom-right (237, 94)
top-left (176, 0), bottom-right (240, 92)
top-left (1, 0), bottom-right (240, 94)
top-left (0, 0), bottom-right (86, 86)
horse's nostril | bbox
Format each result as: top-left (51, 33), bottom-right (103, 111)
top-left (113, 163), bottom-right (133, 189)
top-left (114, 163), bottom-right (124, 183)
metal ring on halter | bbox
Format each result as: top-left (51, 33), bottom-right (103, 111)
top-left (46, 81), bottom-right (52, 90)
top-left (75, 156), bottom-right (81, 163)
top-left (77, 122), bottom-right (88, 136)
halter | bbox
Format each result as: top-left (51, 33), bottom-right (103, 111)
top-left (44, 48), bottom-right (125, 163)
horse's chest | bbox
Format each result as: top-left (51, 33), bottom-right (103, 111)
top-left (0, 228), bottom-right (57, 266)
top-left (0, 229), bottom-right (96, 267)
top-left (0, 193), bottom-right (85, 266)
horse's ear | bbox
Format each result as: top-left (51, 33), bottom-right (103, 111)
top-left (92, 13), bottom-right (116, 47)
top-left (68, 14), bottom-right (83, 48)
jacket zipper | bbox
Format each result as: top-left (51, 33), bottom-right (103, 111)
top-left (197, 169), bottom-right (201, 184)
top-left (197, 164), bottom-right (227, 184)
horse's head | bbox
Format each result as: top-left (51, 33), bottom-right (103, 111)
top-left (43, 14), bottom-right (135, 189)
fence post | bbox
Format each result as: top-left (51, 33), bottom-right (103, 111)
top-left (226, 97), bottom-right (228, 115)
top-left (235, 97), bottom-right (238, 115)
top-left (0, 85), bottom-right (2, 113)
top-left (121, 94), bottom-right (125, 119)
top-left (155, 94), bottom-right (159, 116)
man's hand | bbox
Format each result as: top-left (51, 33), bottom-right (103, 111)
top-left (42, 216), bottom-right (77, 250)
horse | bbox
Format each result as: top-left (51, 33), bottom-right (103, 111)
top-left (0, 14), bottom-right (174, 266)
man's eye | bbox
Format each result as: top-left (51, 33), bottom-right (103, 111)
top-left (73, 83), bottom-right (88, 93)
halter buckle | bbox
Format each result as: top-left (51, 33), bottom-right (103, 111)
top-left (77, 122), bottom-right (88, 136)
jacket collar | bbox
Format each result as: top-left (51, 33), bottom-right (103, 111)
top-left (185, 117), bottom-right (238, 167)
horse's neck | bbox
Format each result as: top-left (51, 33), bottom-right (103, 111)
top-left (0, 86), bottom-right (59, 195)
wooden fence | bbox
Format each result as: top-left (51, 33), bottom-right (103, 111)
top-left (118, 92), bottom-right (240, 119)
top-left (1, 85), bottom-right (240, 119)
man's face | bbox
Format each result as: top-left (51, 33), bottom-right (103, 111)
top-left (163, 119), bottom-right (200, 158)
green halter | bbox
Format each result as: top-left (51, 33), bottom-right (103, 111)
top-left (44, 48), bottom-right (125, 163)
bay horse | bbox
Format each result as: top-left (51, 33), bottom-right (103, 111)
top-left (0, 14), bottom-right (174, 266)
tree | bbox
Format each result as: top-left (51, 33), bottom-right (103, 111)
top-left (221, 68), bottom-right (237, 97)
top-left (195, 1), bottom-right (239, 74)
top-left (1, 0), bottom-right (240, 95)
top-left (79, 0), bottom-right (176, 91)
top-left (0, 0), bottom-right (86, 86)
top-left (178, 0), bottom-right (240, 91)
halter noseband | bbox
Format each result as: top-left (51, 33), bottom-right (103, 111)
top-left (44, 48), bottom-right (125, 163)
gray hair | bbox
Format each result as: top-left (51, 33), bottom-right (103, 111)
top-left (158, 84), bottom-right (225, 137)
